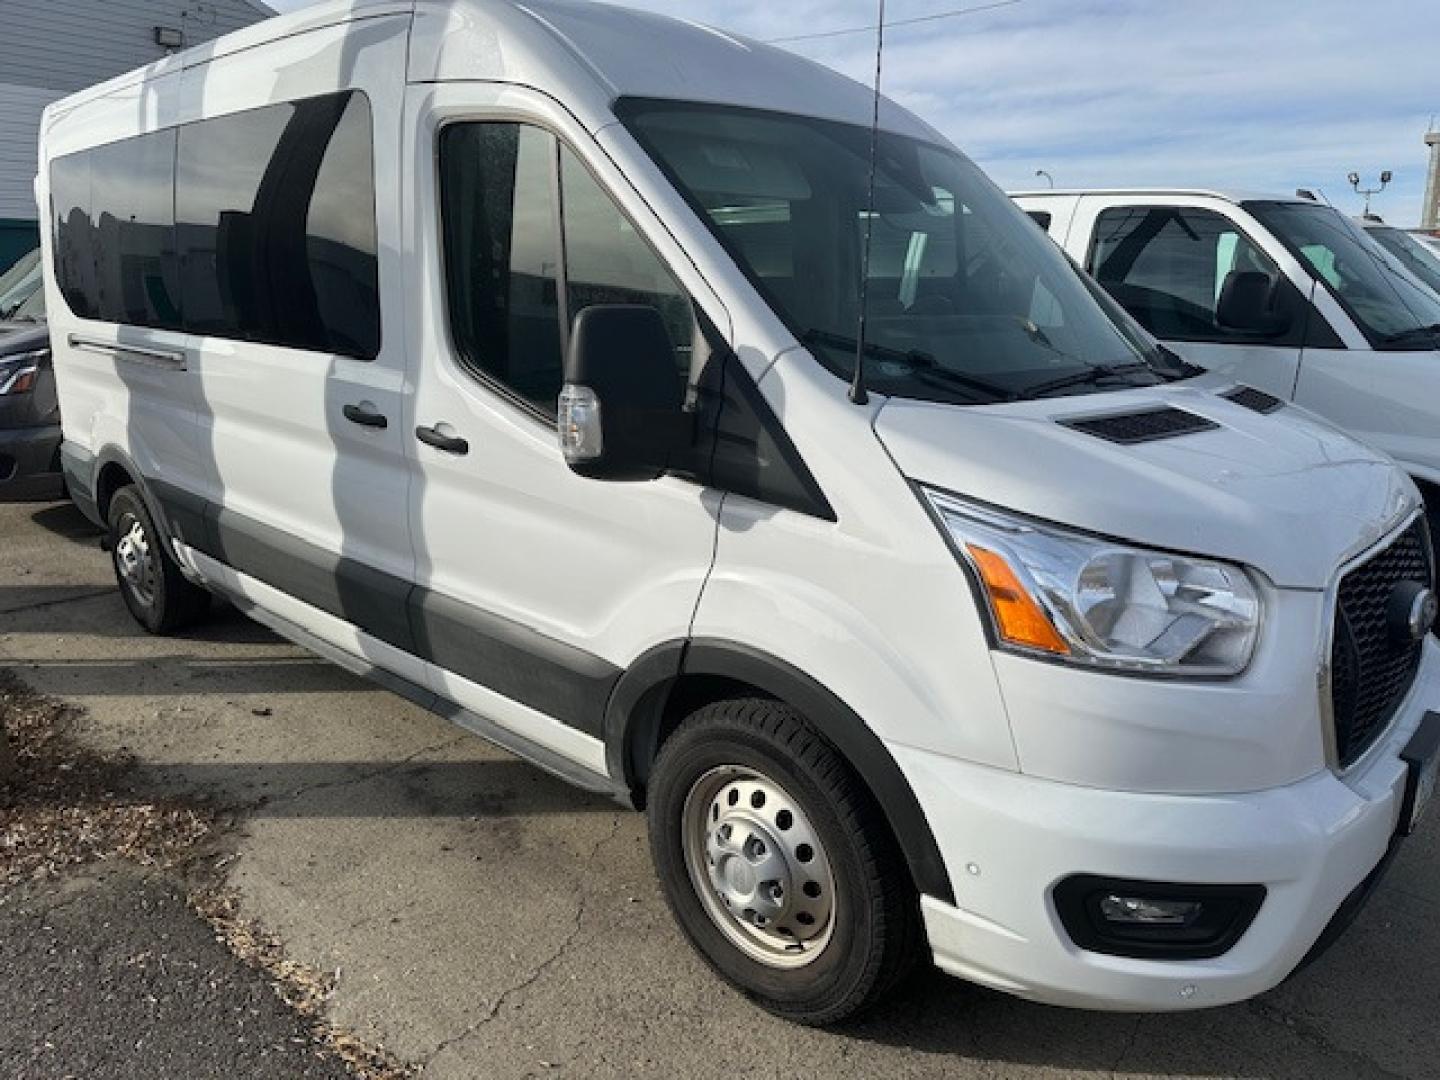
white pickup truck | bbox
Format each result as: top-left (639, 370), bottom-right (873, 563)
top-left (1014, 189), bottom-right (1440, 533)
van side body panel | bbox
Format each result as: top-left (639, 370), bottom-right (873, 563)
top-left (398, 81), bottom-right (725, 733)
top-left (39, 68), bottom-right (203, 516)
top-left (174, 16), bottom-right (418, 620)
top-left (691, 353), bottom-right (1020, 773)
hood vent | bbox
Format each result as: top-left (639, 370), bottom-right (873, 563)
top-left (1062, 407), bottom-right (1220, 446)
top-left (1223, 385), bottom-right (1284, 414)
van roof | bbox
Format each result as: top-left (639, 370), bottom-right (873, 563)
top-left (1010, 187), bottom-right (1312, 205)
top-left (44, 0), bottom-right (943, 144)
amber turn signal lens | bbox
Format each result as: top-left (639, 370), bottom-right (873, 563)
top-left (966, 544), bottom-right (1070, 655)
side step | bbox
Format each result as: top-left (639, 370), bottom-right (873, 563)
top-left (216, 585), bottom-right (634, 806)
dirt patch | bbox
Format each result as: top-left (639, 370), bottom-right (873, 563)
top-left (0, 673), bottom-right (219, 887)
top-left (0, 671), bottom-right (416, 1078)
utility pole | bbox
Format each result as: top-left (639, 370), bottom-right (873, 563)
top-left (1424, 119), bottom-right (1440, 230)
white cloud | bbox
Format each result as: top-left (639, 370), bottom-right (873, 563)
top-left (266, 0), bottom-right (1438, 225)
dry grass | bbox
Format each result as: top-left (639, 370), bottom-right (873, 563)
top-left (0, 672), bottom-right (417, 1079)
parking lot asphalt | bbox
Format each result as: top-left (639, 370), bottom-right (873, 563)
top-left (3, 497), bottom-right (1438, 1080)
top-left (0, 868), bottom-right (354, 1080)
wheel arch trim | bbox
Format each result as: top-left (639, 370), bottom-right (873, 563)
top-left (606, 637), bottom-right (956, 905)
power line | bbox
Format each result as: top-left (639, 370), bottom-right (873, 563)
top-left (765, 0), bottom-right (1022, 45)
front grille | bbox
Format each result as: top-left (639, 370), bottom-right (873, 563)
top-left (1329, 517), bottom-right (1435, 768)
top-left (1063, 407), bottom-right (1219, 445)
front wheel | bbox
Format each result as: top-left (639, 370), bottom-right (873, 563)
top-left (107, 485), bottom-right (210, 634)
top-left (647, 699), bottom-right (922, 1024)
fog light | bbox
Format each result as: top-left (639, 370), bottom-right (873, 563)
top-left (1055, 875), bottom-right (1266, 960)
top-left (1098, 895), bottom-right (1202, 926)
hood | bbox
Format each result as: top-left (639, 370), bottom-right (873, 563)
top-left (874, 374), bottom-right (1416, 590)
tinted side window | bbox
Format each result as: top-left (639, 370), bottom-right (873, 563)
top-left (440, 123), bottom-right (563, 411)
top-left (91, 130), bottom-right (181, 329)
top-left (51, 153), bottom-right (98, 318)
top-left (1089, 206), bottom-right (1286, 342)
top-left (1026, 210), bottom-right (1053, 230)
top-left (440, 125), bottom-right (694, 415)
top-left (559, 146), bottom-right (695, 376)
top-left (48, 91), bottom-right (378, 357)
top-left (177, 104), bottom-right (292, 339)
top-left (177, 92), bottom-right (379, 358)
top-left (306, 93), bottom-right (380, 357)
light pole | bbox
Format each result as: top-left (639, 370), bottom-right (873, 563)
top-left (1348, 170), bottom-right (1392, 217)
top-left (1035, 169), bottom-right (1054, 189)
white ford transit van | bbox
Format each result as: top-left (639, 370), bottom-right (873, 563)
top-left (1014, 189), bottom-right (1440, 542)
top-left (40, 1), bottom-right (1440, 1023)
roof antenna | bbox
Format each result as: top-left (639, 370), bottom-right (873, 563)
top-left (850, 0), bottom-right (887, 406)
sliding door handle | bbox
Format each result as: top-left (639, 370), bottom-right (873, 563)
top-left (343, 402), bottom-right (388, 429)
top-left (415, 423), bottom-right (469, 455)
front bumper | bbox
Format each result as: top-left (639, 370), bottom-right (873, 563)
top-left (0, 422), bottom-right (62, 498)
top-left (894, 635), bottom-right (1440, 1011)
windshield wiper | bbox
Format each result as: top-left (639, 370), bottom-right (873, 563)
top-left (1021, 361), bottom-right (1161, 399)
top-left (1379, 323), bottom-right (1440, 347)
top-left (799, 328), bottom-right (1019, 403)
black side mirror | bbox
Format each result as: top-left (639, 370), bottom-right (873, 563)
top-left (1215, 270), bottom-right (1290, 336)
top-left (559, 304), bottom-right (688, 481)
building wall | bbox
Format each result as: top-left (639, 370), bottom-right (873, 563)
top-left (0, 0), bottom-right (272, 269)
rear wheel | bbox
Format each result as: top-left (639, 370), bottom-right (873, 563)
top-left (647, 698), bottom-right (921, 1024)
top-left (107, 485), bottom-right (210, 634)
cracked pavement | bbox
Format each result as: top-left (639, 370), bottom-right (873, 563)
top-left (4, 498), bottom-right (1440, 1079)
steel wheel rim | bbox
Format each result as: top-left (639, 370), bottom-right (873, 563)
top-left (114, 512), bottom-right (156, 607)
top-left (681, 765), bottom-right (836, 969)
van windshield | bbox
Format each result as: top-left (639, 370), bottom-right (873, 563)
top-left (619, 100), bottom-right (1187, 405)
top-left (1364, 224), bottom-right (1440, 298)
top-left (1245, 201), bottom-right (1440, 351)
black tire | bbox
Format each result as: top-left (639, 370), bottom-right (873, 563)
top-left (106, 485), bottom-right (210, 634)
top-left (648, 698), bottom-right (922, 1025)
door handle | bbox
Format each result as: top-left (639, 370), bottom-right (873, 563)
top-left (415, 423), bottom-right (469, 455)
top-left (343, 403), bottom-right (388, 429)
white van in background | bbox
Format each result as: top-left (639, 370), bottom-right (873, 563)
top-left (1014, 189), bottom-right (1440, 539)
top-left (41, 0), bottom-right (1440, 1023)
top-left (1361, 216), bottom-right (1440, 298)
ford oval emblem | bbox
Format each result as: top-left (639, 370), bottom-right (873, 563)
top-left (1388, 582), bottom-right (1438, 645)
top-left (1411, 589), bottom-right (1439, 643)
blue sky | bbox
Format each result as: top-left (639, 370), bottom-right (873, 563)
top-left (269, 0), bottom-right (1438, 226)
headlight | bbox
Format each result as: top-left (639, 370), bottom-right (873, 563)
top-left (0, 347), bottom-right (47, 396)
top-left (922, 486), bottom-right (1261, 676)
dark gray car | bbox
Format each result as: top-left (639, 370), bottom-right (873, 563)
top-left (0, 249), bottom-right (60, 500)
